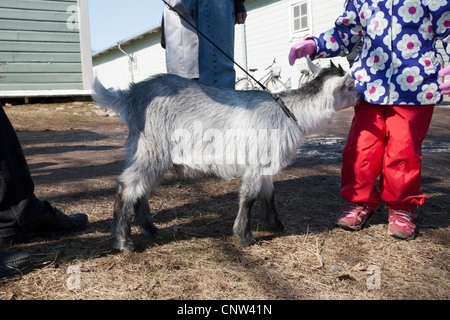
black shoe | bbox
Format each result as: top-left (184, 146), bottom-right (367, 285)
top-left (0, 249), bottom-right (34, 279)
top-left (7, 201), bottom-right (89, 243)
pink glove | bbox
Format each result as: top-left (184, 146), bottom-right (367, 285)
top-left (439, 65), bottom-right (450, 96)
top-left (288, 39), bottom-right (316, 66)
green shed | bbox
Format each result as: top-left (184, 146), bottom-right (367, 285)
top-left (0, 0), bottom-right (93, 100)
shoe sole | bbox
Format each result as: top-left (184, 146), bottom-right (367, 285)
top-left (336, 212), bottom-right (373, 231)
top-left (0, 258), bottom-right (34, 280)
top-left (4, 224), bottom-right (88, 244)
top-left (336, 220), bottom-right (364, 231)
top-left (387, 230), bottom-right (415, 240)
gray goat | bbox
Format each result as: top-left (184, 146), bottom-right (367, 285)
top-left (93, 58), bottom-right (360, 251)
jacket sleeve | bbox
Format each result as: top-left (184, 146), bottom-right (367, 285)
top-left (234, 0), bottom-right (246, 14)
top-left (312, 0), bottom-right (363, 59)
top-left (430, 4), bottom-right (450, 59)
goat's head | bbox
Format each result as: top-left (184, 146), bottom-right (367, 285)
top-left (306, 56), bottom-right (360, 111)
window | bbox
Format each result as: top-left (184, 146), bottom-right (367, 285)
top-left (291, 1), bottom-right (309, 33)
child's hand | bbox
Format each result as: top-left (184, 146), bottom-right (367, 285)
top-left (439, 65), bottom-right (450, 96)
top-left (288, 39), bottom-right (316, 66)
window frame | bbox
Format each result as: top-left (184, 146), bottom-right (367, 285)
top-left (289, 0), bottom-right (310, 35)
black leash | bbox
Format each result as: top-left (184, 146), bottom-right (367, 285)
top-left (161, 0), bottom-right (298, 124)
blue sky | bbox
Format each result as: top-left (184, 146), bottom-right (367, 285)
top-left (88, 0), bottom-right (164, 53)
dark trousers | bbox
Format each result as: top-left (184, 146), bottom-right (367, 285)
top-left (0, 104), bottom-right (45, 238)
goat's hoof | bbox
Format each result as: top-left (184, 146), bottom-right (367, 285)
top-left (238, 235), bottom-right (257, 247)
top-left (269, 219), bottom-right (284, 231)
top-left (255, 216), bottom-right (284, 231)
top-left (140, 224), bottom-right (159, 237)
top-left (113, 238), bottom-right (135, 252)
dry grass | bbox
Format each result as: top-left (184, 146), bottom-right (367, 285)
top-left (0, 101), bottom-right (448, 300)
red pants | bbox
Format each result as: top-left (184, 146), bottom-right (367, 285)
top-left (341, 101), bottom-right (434, 211)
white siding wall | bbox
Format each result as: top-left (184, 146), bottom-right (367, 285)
top-left (93, 0), bottom-right (344, 90)
top-left (93, 30), bottom-right (166, 90)
top-left (94, 53), bottom-right (130, 89)
top-left (234, 0), bottom-right (348, 89)
top-left (311, 0), bottom-right (343, 35)
top-left (92, 0), bottom-right (449, 91)
top-left (130, 35), bottom-right (167, 82)
top-left (235, 0), bottom-right (293, 84)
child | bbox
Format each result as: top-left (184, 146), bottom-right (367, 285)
top-left (289, 0), bottom-right (450, 240)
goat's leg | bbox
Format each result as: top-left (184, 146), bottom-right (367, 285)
top-left (112, 157), bottom-right (161, 251)
top-left (134, 196), bottom-right (159, 237)
top-left (233, 177), bottom-right (261, 246)
top-left (234, 197), bottom-right (257, 246)
top-left (112, 184), bottom-right (135, 252)
top-left (257, 175), bottom-right (284, 231)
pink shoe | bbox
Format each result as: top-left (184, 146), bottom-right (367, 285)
top-left (336, 203), bottom-right (373, 231)
top-left (388, 209), bottom-right (417, 240)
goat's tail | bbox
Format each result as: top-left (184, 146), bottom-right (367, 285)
top-left (92, 78), bottom-right (122, 112)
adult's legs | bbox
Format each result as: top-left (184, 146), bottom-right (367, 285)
top-left (0, 104), bottom-right (88, 242)
top-left (194, 0), bottom-right (236, 89)
top-left (0, 105), bottom-right (45, 238)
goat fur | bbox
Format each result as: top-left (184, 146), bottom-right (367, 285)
top-left (93, 58), bottom-right (360, 251)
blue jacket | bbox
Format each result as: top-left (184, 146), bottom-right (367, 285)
top-left (312, 0), bottom-right (450, 105)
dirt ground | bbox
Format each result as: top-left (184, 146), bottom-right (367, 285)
top-left (0, 99), bottom-right (448, 300)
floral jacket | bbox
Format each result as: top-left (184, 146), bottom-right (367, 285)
top-left (312, 0), bottom-right (450, 105)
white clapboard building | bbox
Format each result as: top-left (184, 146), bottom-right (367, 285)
top-left (92, 0), bottom-right (448, 91)
top-left (93, 0), bottom-right (350, 90)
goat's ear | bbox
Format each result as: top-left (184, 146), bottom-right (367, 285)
top-left (330, 60), bottom-right (337, 69)
top-left (330, 61), bottom-right (345, 74)
top-left (306, 55), bottom-right (321, 76)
